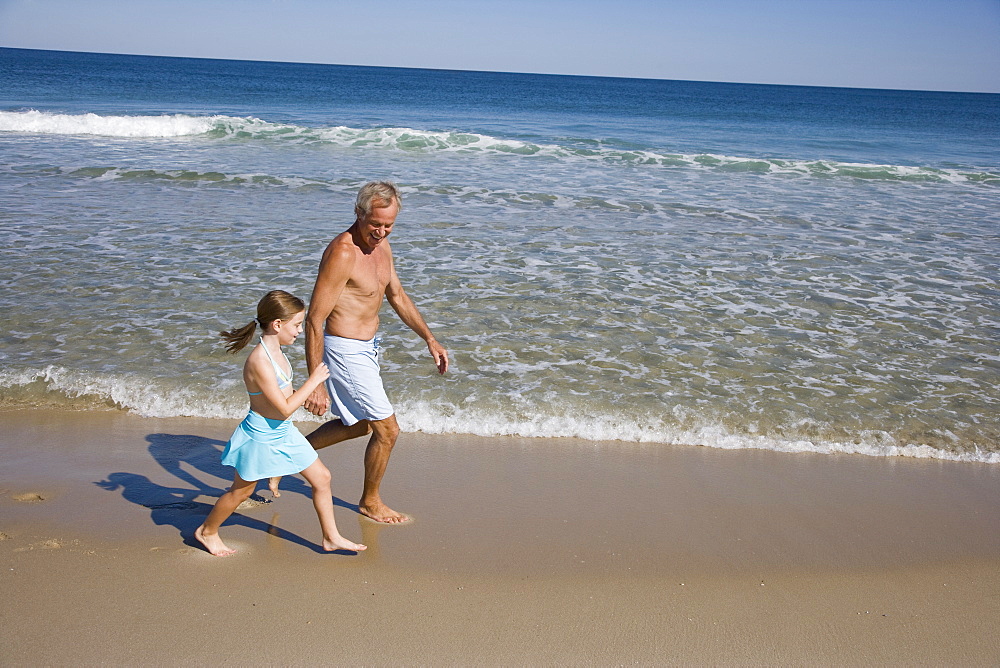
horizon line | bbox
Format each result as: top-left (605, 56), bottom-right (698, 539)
top-left (3, 45), bottom-right (998, 96)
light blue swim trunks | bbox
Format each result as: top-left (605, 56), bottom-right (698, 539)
top-left (324, 334), bottom-right (394, 426)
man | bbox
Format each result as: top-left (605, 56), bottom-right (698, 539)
top-left (270, 181), bottom-right (448, 524)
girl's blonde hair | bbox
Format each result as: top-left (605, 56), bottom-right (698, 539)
top-left (219, 290), bottom-right (305, 353)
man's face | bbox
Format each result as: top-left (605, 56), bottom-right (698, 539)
top-left (358, 200), bottom-right (398, 251)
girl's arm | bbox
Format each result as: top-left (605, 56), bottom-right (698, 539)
top-left (246, 349), bottom-right (330, 420)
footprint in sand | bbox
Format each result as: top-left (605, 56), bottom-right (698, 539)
top-left (236, 494), bottom-right (272, 511)
top-left (0, 532), bottom-right (10, 541)
top-left (14, 538), bottom-right (65, 552)
top-left (13, 492), bottom-right (46, 503)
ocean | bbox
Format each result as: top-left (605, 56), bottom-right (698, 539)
top-left (1, 47), bottom-right (998, 462)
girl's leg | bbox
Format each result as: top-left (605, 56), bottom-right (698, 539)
top-left (195, 474), bottom-right (257, 556)
top-left (298, 459), bottom-right (366, 553)
top-left (268, 419), bottom-right (372, 497)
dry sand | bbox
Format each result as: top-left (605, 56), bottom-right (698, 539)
top-left (2, 407), bottom-right (998, 665)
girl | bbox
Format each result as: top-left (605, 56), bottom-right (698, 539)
top-left (195, 290), bottom-right (366, 557)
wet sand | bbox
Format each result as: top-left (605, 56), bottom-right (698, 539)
top-left (2, 407), bottom-right (998, 664)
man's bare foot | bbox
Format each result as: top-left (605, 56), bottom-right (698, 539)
top-left (323, 535), bottom-right (367, 552)
top-left (359, 501), bottom-right (411, 524)
top-left (195, 525), bottom-right (236, 557)
top-left (268, 476), bottom-right (281, 498)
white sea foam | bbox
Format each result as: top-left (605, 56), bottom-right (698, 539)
top-left (2, 367), bottom-right (996, 464)
top-left (0, 366), bottom-right (324, 422)
top-left (0, 366), bottom-right (235, 417)
top-left (0, 110), bottom-right (224, 137)
top-left (392, 399), bottom-right (1000, 464)
top-left (2, 111), bottom-right (995, 184)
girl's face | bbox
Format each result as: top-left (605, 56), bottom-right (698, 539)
top-left (274, 310), bottom-right (305, 346)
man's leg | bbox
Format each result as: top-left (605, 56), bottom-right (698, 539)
top-left (359, 414), bottom-right (408, 524)
top-left (307, 418), bottom-right (372, 450)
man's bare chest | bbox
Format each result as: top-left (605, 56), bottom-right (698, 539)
top-left (347, 252), bottom-right (390, 298)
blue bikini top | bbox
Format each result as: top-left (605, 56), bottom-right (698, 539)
top-left (247, 338), bottom-right (292, 395)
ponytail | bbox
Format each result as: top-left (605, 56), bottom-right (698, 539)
top-left (220, 320), bottom-right (257, 354)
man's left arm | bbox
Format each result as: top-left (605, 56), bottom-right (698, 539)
top-left (385, 256), bottom-right (449, 375)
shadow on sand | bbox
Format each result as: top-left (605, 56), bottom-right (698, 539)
top-left (94, 432), bottom-right (361, 555)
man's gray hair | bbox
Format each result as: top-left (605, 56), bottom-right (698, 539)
top-left (355, 181), bottom-right (402, 220)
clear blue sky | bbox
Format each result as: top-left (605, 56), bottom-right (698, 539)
top-left (2, 0), bottom-right (998, 92)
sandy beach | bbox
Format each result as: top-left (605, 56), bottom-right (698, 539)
top-left (2, 407), bottom-right (998, 665)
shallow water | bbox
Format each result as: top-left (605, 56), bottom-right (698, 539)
top-left (1, 48), bottom-right (998, 461)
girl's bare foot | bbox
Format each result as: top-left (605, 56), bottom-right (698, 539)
top-left (268, 476), bottom-right (281, 498)
top-left (195, 525), bottom-right (237, 557)
top-left (323, 535), bottom-right (367, 552)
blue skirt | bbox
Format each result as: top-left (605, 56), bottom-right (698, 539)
top-left (221, 410), bottom-right (318, 481)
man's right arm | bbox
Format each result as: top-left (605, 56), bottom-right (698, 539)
top-left (303, 240), bottom-right (355, 416)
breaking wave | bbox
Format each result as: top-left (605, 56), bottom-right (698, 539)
top-left (2, 366), bottom-right (996, 464)
top-left (2, 110), bottom-right (996, 185)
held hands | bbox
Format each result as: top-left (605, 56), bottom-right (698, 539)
top-left (304, 364), bottom-right (331, 416)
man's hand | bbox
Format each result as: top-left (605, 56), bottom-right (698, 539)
top-left (428, 338), bottom-right (449, 375)
top-left (304, 385), bottom-right (330, 416)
